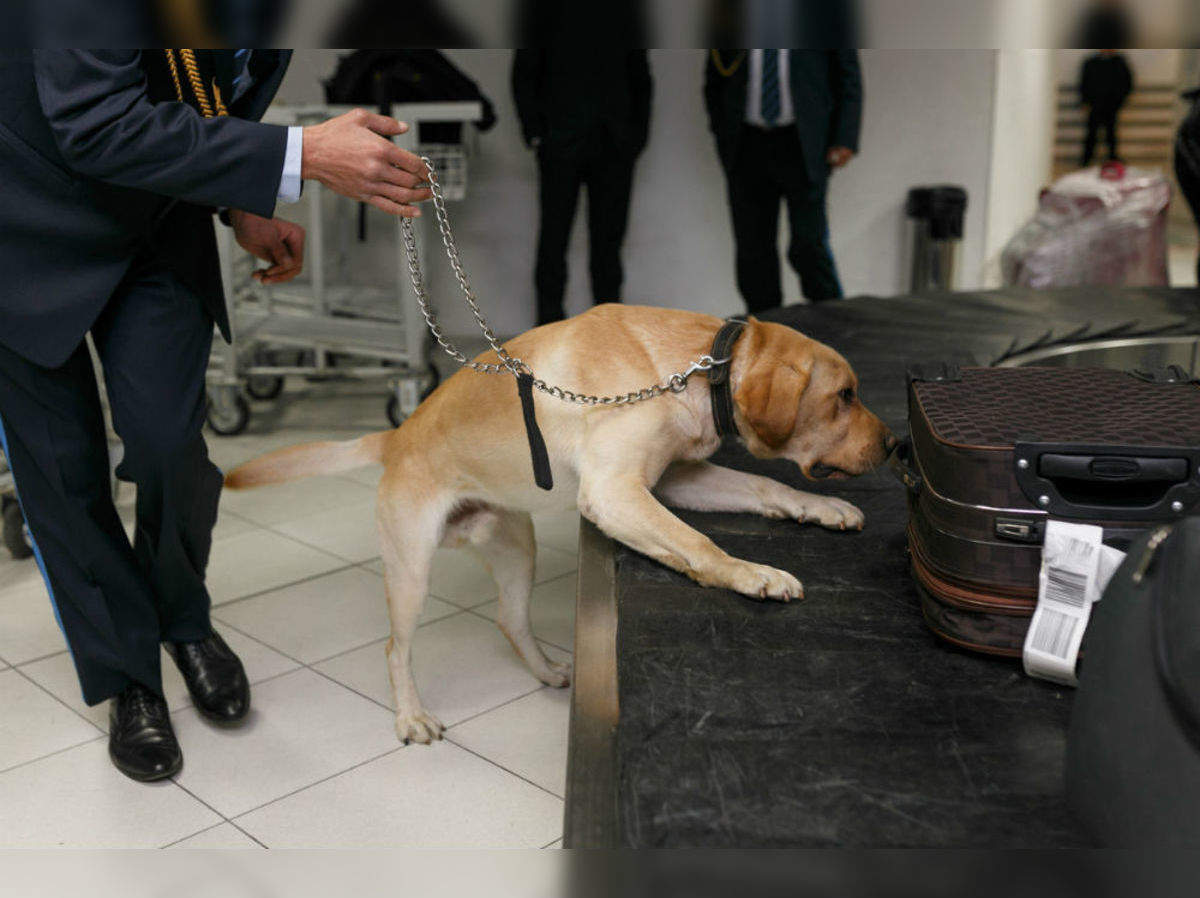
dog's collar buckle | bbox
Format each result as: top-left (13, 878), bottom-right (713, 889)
top-left (709, 317), bottom-right (748, 438)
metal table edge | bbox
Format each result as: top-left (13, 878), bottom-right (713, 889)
top-left (563, 518), bottom-right (621, 848)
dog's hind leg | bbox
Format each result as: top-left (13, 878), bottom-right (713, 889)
top-left (462, 508), bottom-right (571, 688)
top-left (376, 476), bottom-right (449, 745)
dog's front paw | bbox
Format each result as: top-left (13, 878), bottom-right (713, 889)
top-left (395, 709), bottom-right (445, 745)
top-left (802, 496), bottom-right (864, 532)
top-left (727, 561), bottom-right (804, 602)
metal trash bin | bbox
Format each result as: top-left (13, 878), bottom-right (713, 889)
top-left (906, 185), bottom-right (967, 292)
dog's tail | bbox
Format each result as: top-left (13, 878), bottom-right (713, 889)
top-left (224, 431), bottom-right (388, 490)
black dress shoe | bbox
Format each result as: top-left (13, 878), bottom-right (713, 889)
top-left (108, 684), bottom-right (183, 782)
top-left (166, 630), bottom-right (250, 724)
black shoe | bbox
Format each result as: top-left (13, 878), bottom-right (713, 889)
top-left (166, 630), bottom-right (250, 725)
top-left (108, 684), bottom-right (183, 782)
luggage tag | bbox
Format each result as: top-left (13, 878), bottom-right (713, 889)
top-left (1023, 521), bottom-right (1125, 686)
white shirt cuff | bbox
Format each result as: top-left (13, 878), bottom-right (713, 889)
top-left (277, 126), bottom-right (303, 204)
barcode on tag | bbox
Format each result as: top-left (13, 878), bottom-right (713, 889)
top-left (1030, 609), bottom-right (1077, 659)
top-left (1044, 565), bottom-right (1089, 608)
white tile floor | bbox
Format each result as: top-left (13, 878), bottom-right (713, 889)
top-left (0, 387), bottom-right (579, 848)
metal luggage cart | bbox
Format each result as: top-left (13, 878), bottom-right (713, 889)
top-left (205, 101), bottom-right (483, 436)
top-left (1, 453), bottom-right (32, 559)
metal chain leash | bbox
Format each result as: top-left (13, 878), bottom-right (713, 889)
top-left (400, 156), bottom-right (728, 406)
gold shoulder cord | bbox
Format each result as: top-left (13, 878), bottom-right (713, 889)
top-left (710, 49), bottom-right (745, 77)
top-left (164, 49), bottom-right (228, 117)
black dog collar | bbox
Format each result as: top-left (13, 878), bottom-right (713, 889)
top-left (708, 317), bottom-right (747, 438)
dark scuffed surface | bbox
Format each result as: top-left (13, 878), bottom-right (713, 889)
top-left (614, 287), bottom-right (1200, 847)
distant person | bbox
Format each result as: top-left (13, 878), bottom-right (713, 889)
top-left (512, 48), bottom-right (652, 325)
top-left (1080, 50), bottom-right (1133, 167)
top-left (705, 49), bottom-right (862, 313)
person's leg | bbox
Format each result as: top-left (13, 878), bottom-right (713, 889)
top-left (0, 340), bottom-right (164, 705)
top-left (1105, 111), bottom-right (1119, 160)
top-left (583, 146), bottom-right (636, 304)
top-left (782, 140), bottom-right (843, 302)
top-left (726, 129), bottom-right (784, 313)
top-left (90, 253), bottom-right (223, 644)
top-left (1082, 107), bottom-right (1099, 167)
top-left (534, 151), bottom-right (585, 325)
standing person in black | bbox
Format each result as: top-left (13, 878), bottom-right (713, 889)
top-left (512, 47), bottom-right (652, 325)
top-left (0, 47), bottom-right (430, 782)
top-left (1079, 50), bottom-right (1133, 167)
top-left (705, 49), bottom-right (862, 313)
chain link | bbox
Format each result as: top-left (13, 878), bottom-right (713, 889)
top-left (400, 156), bottom-right (728, 405)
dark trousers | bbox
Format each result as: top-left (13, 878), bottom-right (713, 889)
top-left (724, 126), bottom-right (843, 313)
top-left (534, 142), bottom-right (636, 325)
top-left (1082, 107), bottom-right (1120, 166)
top-left (1175, 128), bottom-right (1200, 284)
top-left (0, 250), bottom-right (221, 705)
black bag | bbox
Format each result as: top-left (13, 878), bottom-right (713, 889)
top-left (1066, 517), bottom-right (1200, 846)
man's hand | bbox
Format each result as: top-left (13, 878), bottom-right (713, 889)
top-left (230, 210), bottom-right (306, 285)
top-left (826, 146), bottom-right (855, 169)
top-left (302, 109), bottom-right (432, 217)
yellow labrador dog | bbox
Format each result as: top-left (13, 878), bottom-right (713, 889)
top-left (225, 304), bottom-right (894, 743)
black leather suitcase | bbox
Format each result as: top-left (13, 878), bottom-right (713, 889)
top-left (893, 364), bottom-right (1200, 656)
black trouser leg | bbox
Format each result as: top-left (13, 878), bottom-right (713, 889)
top-left (781, 158), bottom-right (843, 302)
top-left (1082, 108), bottom-right (1100, 166)
top-left (91, 253), bottom-right (221, 644)
top-left (534, 151), bottom-right (585, 325)
top-left (0, 342), bottom-right (163, 705)
top-left (583, 149), bottom-right (636, 303)
top-left (725, 131), bottom-right (784, 313)
top-left (1104, 113), bottom-right (1119, 160)
top-left (1174, 137), bottom-right (1200, 283)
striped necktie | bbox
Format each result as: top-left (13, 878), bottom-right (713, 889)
top-left (761, 49), bottom-right (781, 126)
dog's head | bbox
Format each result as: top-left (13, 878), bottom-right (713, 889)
top-left (732, 319), bottom-right (895, 479)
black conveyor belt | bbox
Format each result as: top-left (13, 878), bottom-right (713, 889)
top-left (610, 287), bottom-right (1200, 847)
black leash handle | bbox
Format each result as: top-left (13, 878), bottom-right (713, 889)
top-left (517, 372), bottom-right (553, 491)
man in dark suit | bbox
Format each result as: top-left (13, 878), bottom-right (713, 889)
top-left (705, 49), bottom-right (862, 312)
top-left (512, 47), bottom-right (652, 325)
top-left (1080, 50), bottom-right (1133, 166)
top-left (0, 49), bottom-right (429, 781)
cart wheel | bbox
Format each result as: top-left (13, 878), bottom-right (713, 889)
top-left (421, 363), bottom-right (441, 400)
top-left (206, 390), bottom-right (250, 436)
top-left (386, 365), bottom-right (440, 428)
top-left (2, 500), bottom-right (33, 560)
top-left (246, 375), bottom-right (285, 401)
top-left (246, 348), bottom-right (288, 400)
top-left (386, 394), bottom-right (404, 428)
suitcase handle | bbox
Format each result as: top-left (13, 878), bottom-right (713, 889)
top-left (1014, 441), bottom-right (1200, 520)
top-left (888, 438), bottom-right (922, 495)
top-left (1039, 453), bottom-right (1188, 485)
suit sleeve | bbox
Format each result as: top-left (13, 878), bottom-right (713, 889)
top-left (1117, 58), bottom-right (1133, 106)
top-left (829, 50), bottom-right (863, 152)
top-left (33, 50), bottom-right (288, 219)
top-left (511, 50), bottom-right (545, 147)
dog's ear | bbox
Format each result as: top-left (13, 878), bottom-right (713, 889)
top-left (735, 362), bottom-right (809, 448)
top-left (732, 320), bottom-right (814, 449)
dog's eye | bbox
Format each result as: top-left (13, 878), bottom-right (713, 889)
top-left (839, 387), bottom-right (856, 404)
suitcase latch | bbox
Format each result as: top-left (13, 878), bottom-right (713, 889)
top-left (994, 517), bottom-right (1044, 543)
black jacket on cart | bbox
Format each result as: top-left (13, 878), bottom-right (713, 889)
top-left (0, 49), bottom-right (291, 369)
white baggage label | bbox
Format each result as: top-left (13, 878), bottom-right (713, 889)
top-left (1023, 521), bottom-right (1125, 686)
